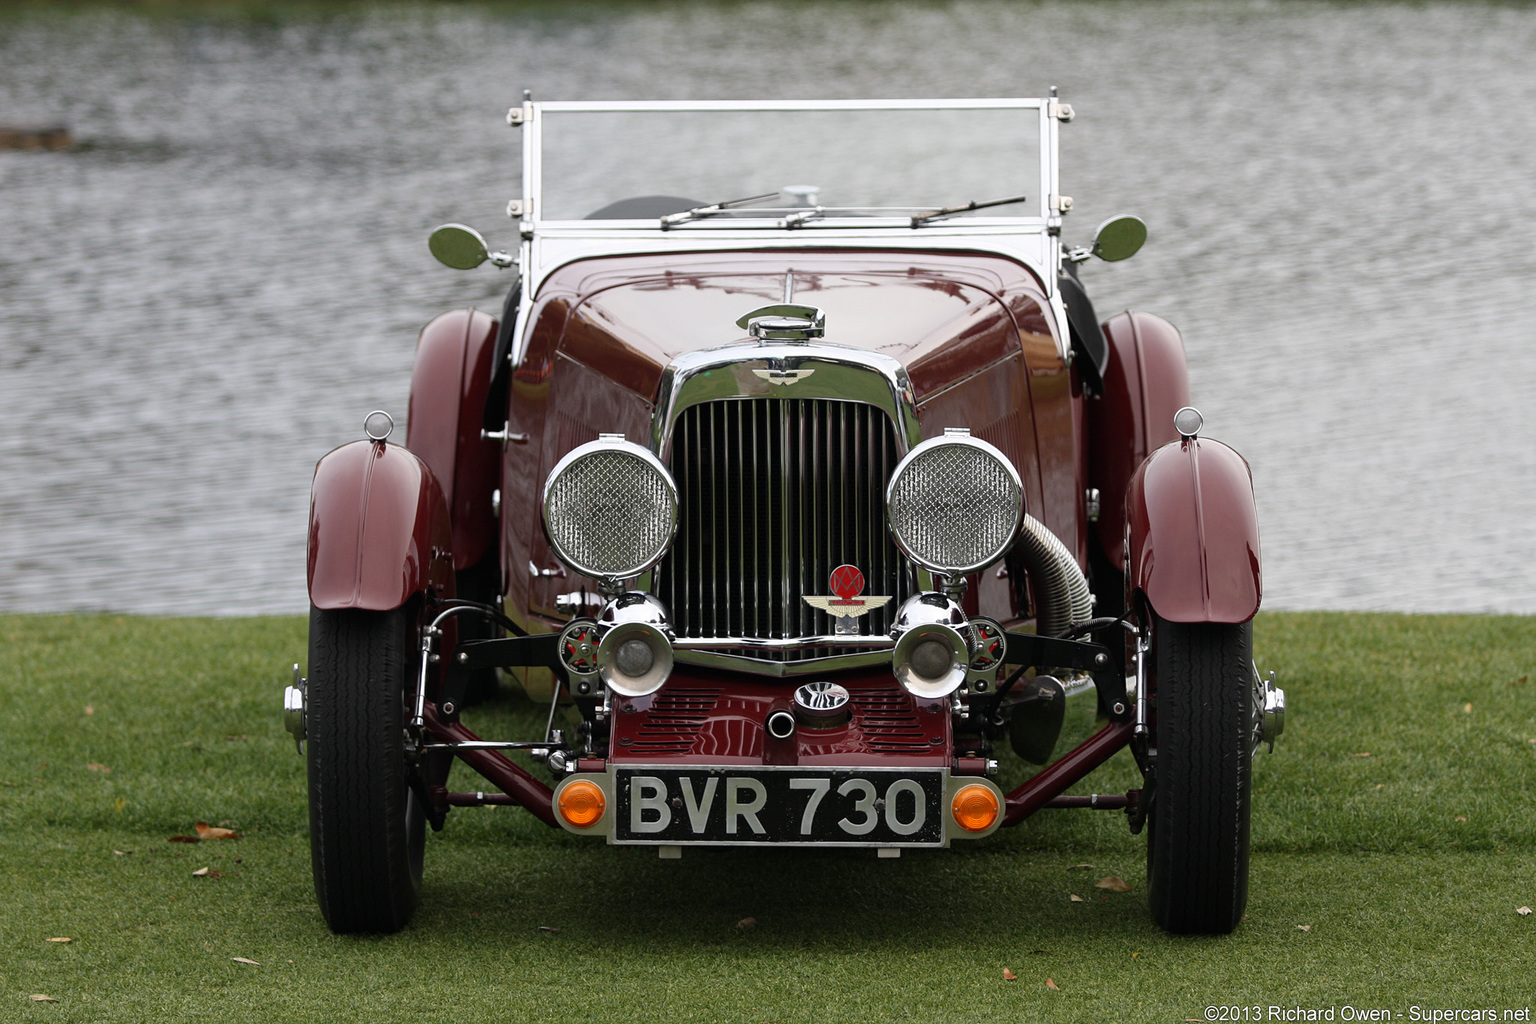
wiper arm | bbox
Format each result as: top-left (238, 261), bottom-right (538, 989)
top-left (660, 192), bottom-right (781, 231)
top-left (910, 193), bottom-right (1030, 228)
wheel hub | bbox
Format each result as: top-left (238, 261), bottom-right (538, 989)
top-left (1252, 667), bottom-right (1285, 754)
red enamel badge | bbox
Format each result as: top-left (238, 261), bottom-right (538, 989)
top-left (803, 564), bottom-right (891, 619)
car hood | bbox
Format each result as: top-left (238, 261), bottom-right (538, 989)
top-left (535, 249), bottom-right (1055, 401)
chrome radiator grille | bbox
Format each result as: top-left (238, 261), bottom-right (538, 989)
top-left (653, 398), bottom-right (915, 655)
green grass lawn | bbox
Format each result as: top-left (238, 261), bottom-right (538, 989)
top-left (2, 612), bottom-right (1534, 1022)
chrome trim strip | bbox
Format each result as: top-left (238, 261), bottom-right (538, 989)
top-left (672, 647), bottom-right (893, 678)
top-left (536, 98), bottom-right (1048, 113)
top-left (677, 635), bottom-right (894, 650)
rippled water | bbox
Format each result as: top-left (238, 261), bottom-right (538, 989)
top-left (1, 0), bottom-right (1533, 615)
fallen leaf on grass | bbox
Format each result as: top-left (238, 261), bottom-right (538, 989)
top-left (537, 925), bottom-right (562, 933)
top-left (1131, 952), bottom-right (1141, 959)
top-left (1455, 816), bottom-right (1468, 823)
top-left (1354, 752), bottom-right (1371, 758)
top-left (1374, 784), bottom-right (1385, 791)
top-left (1296, 924), bottom-right (1312, 932)
top-left (736, 917), bottom-right (757, 930)
top-left (1518, 907), bottom-right (1532, 916)
top-left (1511, 676), bottom-right (1528, 687)
top-left (1003, 968), bottom-right (1017, 981)
top-left (191, 867), bottom-right (222, 879)
top-left (47, 937), bottom-right (71, 943)
top-left (196, 822), bottom-right (241, 840)
top-left (1069, 894), bottom-right (1084, 903)
top-left (84, 705), bottom-right (94, 715)
top-left (29, 994), bottom-right (57, 1002)
top-left (1463, 703), bottom-right (1473, 714)
top-left (1067, 863), bottom-right (1094, 871)
top-left (1046, 978), bottom-right (1060, 991)
top-left (85, 763), bottom-right (110, 773)
top-left (231, 957), bottom-right (260, 966)
top-left (113, 850), bottom-right (128, 856)
top-left (1096, 876), bottom-right (1132, 892)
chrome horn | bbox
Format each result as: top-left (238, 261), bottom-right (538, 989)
top-left (889, 593), bottom-right (972, 699)
top-left (595, 593), bottom-right (675, 697)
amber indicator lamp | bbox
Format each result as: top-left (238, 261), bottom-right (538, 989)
top-left (558, 781), bottom-right (607, 829)
top-left (951, 784), bottom-right (1001, 832)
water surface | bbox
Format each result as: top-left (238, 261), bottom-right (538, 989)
top-left (1, 0), bottom-right (1533, 614)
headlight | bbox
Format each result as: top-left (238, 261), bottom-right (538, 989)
top-left (543, 435), bottom-right (678, 583)
top-left (885, 431), bottom-right (1022, 577)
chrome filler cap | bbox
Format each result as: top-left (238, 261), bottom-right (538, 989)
top-left (793, 680), bottom-right (851, 728)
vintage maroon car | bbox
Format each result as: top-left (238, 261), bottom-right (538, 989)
top-left (285, 97), bottom-right (1284, 935)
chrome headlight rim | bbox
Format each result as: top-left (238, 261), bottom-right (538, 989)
top-left (542, 436), bottom-right (679, 583)
top-left (884, 432), bottom-right (1024, 577)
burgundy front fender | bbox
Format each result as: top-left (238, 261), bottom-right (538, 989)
top-left (405, 308), bottom-right (501, 572)
top-left (307, 440), bottom-right (455, 610)
top-left (1088, 311), bottom-right (1191, 570)
top-left (1125, 437), bottom-right (1261, 624)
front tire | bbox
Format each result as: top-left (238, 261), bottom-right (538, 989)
top-left (1146, 611), bottom-right (1253, 934)
top-left (307, 604), bottom-right (425, 933)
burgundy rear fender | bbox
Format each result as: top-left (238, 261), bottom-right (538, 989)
top-left (1088, 311), bottom-right (1191, 569)
top-left (1125, 436), bottom-right (1261, 624)
top-left (307, 440), bottom-right (456, 611)
top-left (405, 308), bottom-right (501, 572)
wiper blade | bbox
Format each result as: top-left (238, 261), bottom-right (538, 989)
top-left (910, 193), bottom-right (1030, 228)
top-left (659, 192), bottom-right (781, 230)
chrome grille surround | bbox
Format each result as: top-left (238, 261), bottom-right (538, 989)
top-left (646, 343), bottom-right (927, 677)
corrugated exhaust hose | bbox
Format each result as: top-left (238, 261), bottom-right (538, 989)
top-left (1015, 514), bottom-right (1094, 637)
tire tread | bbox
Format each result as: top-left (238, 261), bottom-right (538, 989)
top-left (307, 606), bottom-right (422, 933)
top-left (1147, 613), bottom-right (1253, 934)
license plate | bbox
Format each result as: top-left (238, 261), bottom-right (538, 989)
top-left (613, 767), bottom-right (945, 845)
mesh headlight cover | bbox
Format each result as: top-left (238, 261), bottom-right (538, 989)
top-left (543, 438), bottom-right (678, 581)
top-left (886, 434), bottom-right (1022, 575)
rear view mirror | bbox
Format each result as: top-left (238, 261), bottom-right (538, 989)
top-left (1090, 215), bottom-right (1147, 262)
top-left (428, 224), bottom-right (515, 270)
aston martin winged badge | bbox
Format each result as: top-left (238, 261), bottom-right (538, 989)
top-left (752, 367), bottom-right (816, 386)
top-left (803, 564), bottom-right (890, 634)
